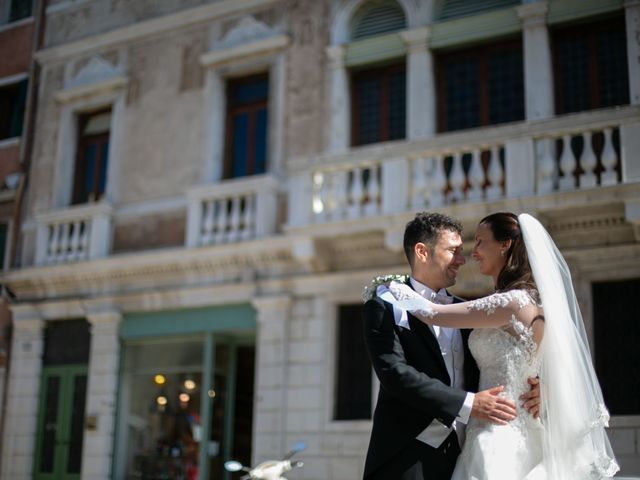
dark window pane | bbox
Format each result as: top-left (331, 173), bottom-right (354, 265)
top-left (233, 346), bottom-right (255, 467)
top-left (39, 375), bottom-right (60, 473)
top-left (444, 57), bottom-right (480, 130)
top-left (352, 63), bottom-right (406, 146)
top-left (43, 320), bottom-right (90, 366)
top-left (9, 0), bottom-right (33, 22)
top-left (554, 16), bottom-right (629, 114)
top-left (255, 108), bottom-right (268, 174)
top-left (0, 223), bottom-right (7, 270)
top-left (389, 69), bottom-right (406, 140)
top-left (74, 110), bottom-right (110, 204)
top-left (67, 374), bottom-right (87, 473)
top-left (593, 278), bottom-right (640, 415)
top-left (225, 75), bottom-right (269, 179)
top-left (335, 304), bottom-right (372, 420)
top-left (0, 80), bottom-right (27, 140)
top-left (488, 48), bottom-right (524, 124)
top-left (596, 28), bottom-right (629, 108)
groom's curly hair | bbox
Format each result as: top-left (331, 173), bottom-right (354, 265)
top-left (403, 212), bottom-right (463, 265)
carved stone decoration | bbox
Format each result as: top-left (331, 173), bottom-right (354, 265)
top-left (218, 15), bottom-right (278, 50)
top-left (66, 55), bottom-right (123, 89)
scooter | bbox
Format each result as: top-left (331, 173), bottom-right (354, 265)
top-left (224, 441), bottom-right (306, 480)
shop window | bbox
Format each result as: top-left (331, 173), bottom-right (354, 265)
top-left (351, 62), bottom-right (406, 146)
top-left (436, 40), bottom-right (524, 132)
top-left (592, 278), bottom-right (640, 415)
top-left (0, 79), bottom-right (27, 141)
top-left (553, 15), bottom-right (629, 114)
top-left (351, 0), bottom-right (406, 41)
top-left (73, 109), bottom-right (111, 204)
top-left (224, 74), bottom-right (268, 179)
top-left (335, 304), bottom-right (372, 420)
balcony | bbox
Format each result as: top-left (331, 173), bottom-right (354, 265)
top-left (34, 202), bottom-right (113, 266)
top-left (288, 106), bottom-right (640, 230)
top-left (185, 174), bottom-right (279, 248)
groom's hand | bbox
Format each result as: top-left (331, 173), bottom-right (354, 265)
top-left (520, 377), bottom-right (541, 419)
top-left (471, 385), bottom-right (517, 425)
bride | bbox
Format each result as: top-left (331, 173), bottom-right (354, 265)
top-left (380, 212), bottom-right (619, 479)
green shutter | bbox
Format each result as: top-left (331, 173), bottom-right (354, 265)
top-left (436, 0), bottom-right (520, 21)
top-left (351, 1), bottom-right (406, 41)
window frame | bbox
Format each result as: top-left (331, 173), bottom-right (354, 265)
top-left (552, 15), bottom-right (629, 115)
top-left (72, 109), bottom-right (111, 205)
top-left (350, 61), bottom-right (407, 147)
top-left (435, 38), bottom-right (524, 133)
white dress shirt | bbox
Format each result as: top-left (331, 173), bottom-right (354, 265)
top-left (408, 278), bottom-right (474, 448)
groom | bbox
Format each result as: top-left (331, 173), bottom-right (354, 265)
top-left (362, 212), bottom-right (540, 479)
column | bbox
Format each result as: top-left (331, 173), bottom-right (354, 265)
top-left (0, 305), bottom-right (44, 478)
top-left (517, 1), bottom-right (554, 120)
top-left (250, 295), bottom-right (291, 464)
top-left (326, 45), bottom-right (350, 153)
top-left (400, 27), bottom-right (436, 139)
top-left (625, 0), bottom-right (640, 105)
top-left (80, 308), bottom-right (122, 480)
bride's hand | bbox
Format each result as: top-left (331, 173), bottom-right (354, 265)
top-left (387, 281), bottom-right (437, 319)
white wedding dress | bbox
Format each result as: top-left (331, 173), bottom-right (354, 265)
top-left (452, 289), bottom-right (545, 480)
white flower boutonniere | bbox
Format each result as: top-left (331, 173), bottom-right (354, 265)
top-left (362, 274), bottom-right (409, 302)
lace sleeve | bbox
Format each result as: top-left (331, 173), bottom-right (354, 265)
top-left (468, 290), bottom-right (535, 315)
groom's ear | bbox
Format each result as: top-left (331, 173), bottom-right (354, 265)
top-left (414, 243), bottom-right (429, 263)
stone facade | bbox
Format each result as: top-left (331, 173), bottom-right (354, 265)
top-left (2, 0), bottom-right (640, 478)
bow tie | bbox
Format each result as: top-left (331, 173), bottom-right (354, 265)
top-left (430, 292), bottom-right (453, 305)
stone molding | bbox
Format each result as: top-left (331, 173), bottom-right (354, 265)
top-left (400, 26), bottom-right (431, 51)
top-left (517, 1), bottom-right (549, 27)
top-left (200, 34), bottom-right (288, 68)
top-left (54, 75), bottom-right (128, 104)
top-left (35, 0), bottom-right (284, 64)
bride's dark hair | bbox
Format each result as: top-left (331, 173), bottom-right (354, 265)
top-left (479, 212), bottom-right (539, 299)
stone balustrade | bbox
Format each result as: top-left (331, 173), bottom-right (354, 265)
top-left (34, 202), bottom-right (113, 266)
top-left (185, 174), bottom-right (279, 248)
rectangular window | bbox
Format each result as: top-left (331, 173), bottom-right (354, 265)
top-left (0, 223), bottom-right (7, 270)
top-left (553, 16), bottom-right (629, 114)
top-left (335, 304), bottom-right (372, 420)
top-left (0, 79), bottom-right (27, 141)
top-left (351, 62), bottom-right (406, 146)
top-left (436, 40), bottom-right (524, 132)
top-left (224, 74), bottom-right (269, 179)
top-left (9, 0), bottom-right (33, 22)
top-left (592, 278), bottom-right (640, 415)
top-left (73, 109), bottom-right (111, 204)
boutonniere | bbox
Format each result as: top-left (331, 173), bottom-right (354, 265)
top-left (362, 274), bottom-right (408, 302)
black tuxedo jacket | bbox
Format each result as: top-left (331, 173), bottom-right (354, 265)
top-left (362, 286), bottom-right (480, 478)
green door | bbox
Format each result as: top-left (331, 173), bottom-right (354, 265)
top-left (34, 365), bottom-right (88, 480)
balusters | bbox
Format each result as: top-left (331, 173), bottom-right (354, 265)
top-left (448, 152), bottom-right (465, 202)
top-left (537, 137), bottom-right (556, 194)
top-left (227, 197), bottom-right (241, 242)
top-left (201, 200), bottom-right (215, 246)
top-left (579, 131), bottom-right (597, 188)
top-left (364, 166), bottom-right (380, 216)
top-left (600, 127), bottom-right (618, 186)
top-left (79, 220), bottom-right (90, 260)
top-left (316, 173), bottom-right (331, 222)
top-left (467, 149), bottom-right (483, 201)
top-left (240, 196), bottom-right (255, 241)
top-left (333, 170), bottom-right (348, 220)
top-left (411, 157), bottom-right (428, 208)
top-left (486, 146), bottom-right (503, 200)
top-left (68, 220), bottom-right (82, 261)
top-left (558, 134), bottom-right (576, 190)
top-left (348, 166), bottom-right (364, 219)
top-left (430, 155), bottom-right (447, 207)
top-left (214, 199), bottom-right (228, 243)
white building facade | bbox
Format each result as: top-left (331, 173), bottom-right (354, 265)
top-left (1, 0), bottom-right (640, 479)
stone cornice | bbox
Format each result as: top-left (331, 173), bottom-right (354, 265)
top-left (34, 0), bottom-right (284, 64)
top-left (54, 75), bottom-right (128, 104)
top-left (199, 35), bottom-right (289, 69)
top-left (1, 235), bottom-right (316, 302)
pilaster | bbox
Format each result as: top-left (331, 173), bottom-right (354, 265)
top-left (625, 0), bottom-right (640, 105)
top-left (326, 45), bottom-right (350, 153)
top-left (80, 307), bottom-right (122, 480)
top-left (250, 295), bottom-right (292, 463)
top-left (400, 27), bottom-right (436, 139)
top-left (517, 1), bottom-right (554, 120)
top-left (1, 305), bottom-right (44, 479)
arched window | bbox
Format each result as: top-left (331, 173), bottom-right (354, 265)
top-left (351, 0), bottom-right (406, 41)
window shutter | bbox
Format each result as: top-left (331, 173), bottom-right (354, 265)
top-left (351, 1), bottom-right (406, 41)
top-left (437, 0), bottom-right (519, 21)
